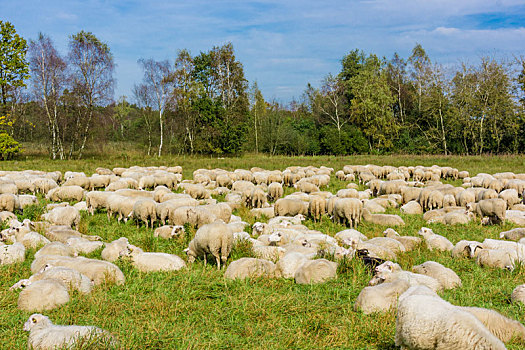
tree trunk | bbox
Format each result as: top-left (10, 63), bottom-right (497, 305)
top-left (158, 108), bottom-right (163, 157)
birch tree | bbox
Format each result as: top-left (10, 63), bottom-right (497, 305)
top-left (137, 58), bottom-right (172, 156)
top-left (68, 31), bottom-right (114, 159)
top-left (28, 33), bottom-right (66, 159)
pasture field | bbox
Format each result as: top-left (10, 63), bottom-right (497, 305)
top-left (1, 154), bottom-right (525, 349)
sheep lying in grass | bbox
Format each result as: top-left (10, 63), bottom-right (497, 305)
top-left (18, 279), bottom-right (70, 311)
top-left (24, 313), bottom-right (115, 350)
top-left (31, 255), bottom-right (125, 286)
top-left (395, 286), bottom-right (506, 350)
top-left (11, 265), bottom-right (93, 294)
top-left (41, 206), bottom-right (80, 228)
top-left (0, 242), bottom-right (25, 265)
top-left (275, 252), bottom-right (311, 278)
top-left (451, 240), bottom-right (482, 258)
top-left (361, 208), bottom-right (405, 226)
top-left (66, 237), bottom-right (104, 255)
top-left (185, 220), bottom-right (233, 269)
top-left (44, 225), bottom-right (101, 244)
top-left (34, 242), bottom-right (76, 259)
top-left (500, 228), bottom-right (525, 241)
top-left (121, 246), bottom-right (186, 272)
top-left (411, 261), bottom-right (462, 290)
top-left (511, 284), bottom-right (525, 305)
top-left (369, 261), bottom-right (442, 292)
top-left (417, 227), bottom-right (453, 252)
top-left (354, 279), bottom-right (410, 314)
top-left (294, 259), bottom-right (337, 284)
top-left (154, 225), bottom-right (185, 239)
top-left (457, 306), bottom-right (525, 342)
top-left (224, 257), bottom-right (276, 279)
top-left (383, 228), bottom-right (421, 251)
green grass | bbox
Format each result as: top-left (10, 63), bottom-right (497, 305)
top-left (1, 155), bottom-right (525, 349)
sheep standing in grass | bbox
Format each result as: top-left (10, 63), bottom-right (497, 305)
top-left (131, 199), bottom-right (157, 228)
top-left (395, 287), bottom-right (506, 350)
top-left (333, 198), bottom-right (363, 228)
top-left (467, 198), bottom-right (507, 224)
top-left (274, 198), bottom-right (308, 217)
top-left (185, 220), bottom-right (233, 269)
top-left (268, 182), bottom-right (283, 202)
top-left (308, 196), bottom-right (326, 222)
top-left (41, 206), bottom-right (80, 228)
top-left (24, 313), bottom-right (115, 350)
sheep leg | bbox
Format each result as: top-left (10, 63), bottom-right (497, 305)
top-left (216, 255), bottom-right (221, 270)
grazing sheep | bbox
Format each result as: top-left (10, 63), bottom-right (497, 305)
top-left (0, 242), bottom-right (25, 264)
top-left (308, 196), bottom-right (326, 222)
top-left (274, 198), bottom-right (308, 217)
top-left (249, 187), bottom-right (267, 208)
top-left (224, 257), bottom-right (276, 279)
top-left (18, 279), bottom-right (70, 311)
top-left (46, 185), bottom-right (85, 202)
top-left (185, 220), bottom-right (233, 269)
top-left (354, 279), bottom-right (410, 314)
top-left (456, 189), bottom-right (476, 207)
top-left (369, 261), bottom-right (442, 292)
top-left (395, 288), bottom-right (506, 350)
top-left (0, 193), bottom-right (17, 212)
top-left (442, 194), bottom-right (456, 208)
top-left (412, 261), bottom-right (462, 290)
top-left (41, 206), bottom-right (80, 228)
top-left (294, 180), bottom-right (319, 193)
top-left (475, 248), bottom-right (515, 270)
top-left (85, 191), bottom-right (113, 215)
top-left (457, 306), bottom-right (525, 342)
top-left (427, 190), bottom-right (444, 210)
top-left (499, 189), bottom-right (521, 207)
top-left (294, 259), bottom-right (337, 284)
top-left (467, 198), bottom-right (507, 224)
top-left (417, 227), bottom-right (453, 252)
top-left (122, 246), bottom-right (186, 272)
top-left (131, 199), bottom-right (157, 228)
top-left (184, 183), bottom-right (210, 199)
top-left (267, 182), bottom-right (283, 202)
top-left (24, 313), bottom-right (115, 350)
top-left (362, 208), bottom-right (405, 226)
top-left (154, 225), bottom-right (185, 239)
top-left (332, 198), bottom-right (363, 228)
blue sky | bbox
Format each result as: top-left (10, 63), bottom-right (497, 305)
top-left (2, 0), bottom-right (525, 103)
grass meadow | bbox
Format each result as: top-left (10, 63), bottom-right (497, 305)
top-left (1, 154), bottom-right (525, 349)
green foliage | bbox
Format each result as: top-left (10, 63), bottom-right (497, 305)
top-left (0, 132), bottom-right (20, 160)
top-left (0, 21), bottom-right (29, 106)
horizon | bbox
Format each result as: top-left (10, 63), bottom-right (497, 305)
top-left (2, 0), bottom-right (525, 104)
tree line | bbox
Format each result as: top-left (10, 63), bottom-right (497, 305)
top-left (1, 21), bottom-right (524, 159)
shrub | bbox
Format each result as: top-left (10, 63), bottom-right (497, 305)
top-left (0, 132), bottom-right (20, 160)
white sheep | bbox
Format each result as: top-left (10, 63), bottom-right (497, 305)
top-left (499, 227), bottom-right (525, 241)
top-left (0, 242), bottom-right (25, 264)
top-left (18, 279), bottom-right (70, 311)
top-left (451, 240), bottom-right (482, 258)
top-left (185, 220), bottom-right (234, 269)
top-left (131, 198), bottom-right (157, 228)
top-left (41, 206), bottom-right (80, 228)
top-left (475, 248), bottom-right (515, 270)
top-left (362, 208), bottom-right (405, 226)
top-left (24, 313), bottom-right (115, 350)
top-left (395, 287), bottom-right (506, 350)
top-left (101, 237), bottom-right (132, 262)
top-left (122, 246), bottom-right (186, 272)
top-left (34, 242), bottom-right (76, 259)
top-left (31, 255), bottom-right (125, 286)
top-left (275, 252), bottom-right (311, 278)
top-left (383, 228), bottom-right (421, 251)
top-left (11, 265), bottom-right (93, 294)
top-left (369, 261), bottom-right (442, 292)
top-left (154, 225), bottom-right (185, 239)
top-left (411, 261), bottom-right (462, 290)
top-left (417, 227), bottom-right (453, 252)
top-left (65, 237), bottom-right (104, 255)
top-left (354, 279), bottom-right (410, 314)
top-left (511, 284), bottom-right (525, 305)
top-left (294, 259), bottom-right (337, 284)
top-left (224, 257), bottom-right (276, 279)
top-left (457, 306), bottom-right (525, 342)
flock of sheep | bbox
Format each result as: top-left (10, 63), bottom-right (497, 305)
top-left (1, 163), bottom-right (525, 349)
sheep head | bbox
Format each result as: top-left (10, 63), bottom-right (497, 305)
top-left (383, 228), bottom-right (399, 238)
top-left (10, 278), bottom-right (31, 290)
top-left (417, 227), bottom-right (433, 238)
top-left (23, 314), bottom-right (52, 332)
